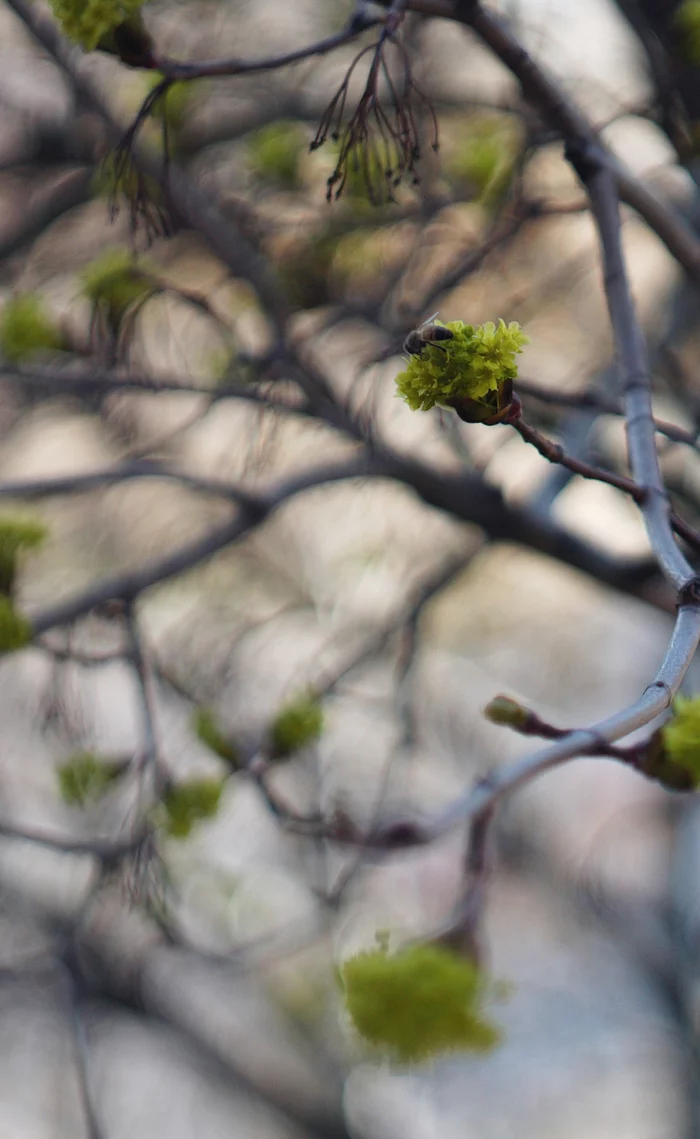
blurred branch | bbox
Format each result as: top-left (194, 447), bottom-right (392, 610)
top-left (513, 414), bottom-right (700, 553)
top-left (367, 0), bottom-right (700, 291)
top-left (0, 168), bottom-right (93, 261)
top-left (158, 11), bottom-right (381, 80)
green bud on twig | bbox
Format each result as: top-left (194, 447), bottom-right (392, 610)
top-left (483, 695), bottom-right (530, 730)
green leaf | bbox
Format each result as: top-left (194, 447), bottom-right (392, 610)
top-left (0, 295), bottom-right (63, 364)
top-left (270, 693), bottom-right (324, 759)
top-left (340, 943), bottom-right (503, 1064)
top-left (192, 706), bottom-right (240, 768)
top-left (162, 778), bottom-right (225, 839)
top-left (57, 752), bottom-right (126, 806)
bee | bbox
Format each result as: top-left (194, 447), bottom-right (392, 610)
top-left (403, 312), bottom-right (454, 357)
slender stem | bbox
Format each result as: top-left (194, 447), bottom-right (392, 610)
top-left (435, 603), bottom-right (700, 837)
top-left (513, 416), bottom-right (700, 554)
top-left (583, 157), bottom-right (695, 588)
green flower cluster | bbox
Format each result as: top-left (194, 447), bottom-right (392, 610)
top-left (0, 294), bottom-right (63, 364)
top-left (395, 319), bottom-right (528, 415)
top-left (270, 693), bottom-right (324, 759)
top-left (340, 943), bottom-right (502, 1064)
top-left (58, 752), bottom-right (126, 806)
top-left (50, 0), bottom-right (145, 51)
top-left (659, 695), bottom-right (700, 787)
top-left (675, 0), bottom-right (700, 64)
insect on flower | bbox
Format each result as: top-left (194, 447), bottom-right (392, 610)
top-left (403, 312), bottom-right (455, 357)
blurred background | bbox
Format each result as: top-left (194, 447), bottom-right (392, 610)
top-left (1, 0), bottom-right (700, 1135)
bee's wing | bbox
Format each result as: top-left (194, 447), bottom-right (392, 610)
top-left (424, 311), bottom-right (440, 325)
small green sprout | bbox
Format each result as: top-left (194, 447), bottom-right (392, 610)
top-left (396, 318), bottom-right (528, 423)
top-left (0, 295), bottom-right (63, 364)
top-left (270, 693), bottom-right (324, 759)
top-left (161, 778), bottom-right (225, 839)
top-left (192, 706), bottom-right (240, 769)
top-left (340, 943), bottom-right (502, 1064)
top-left (57, 752), bottom-right (126, 806)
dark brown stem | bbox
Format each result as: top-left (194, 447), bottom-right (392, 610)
top-left (513, 414), bottom-right (700, 555)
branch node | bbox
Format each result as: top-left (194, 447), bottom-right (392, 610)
top-left (678, 576), bottom-right (700, 608)
top-left (564, 136), bottom-right (605, 183)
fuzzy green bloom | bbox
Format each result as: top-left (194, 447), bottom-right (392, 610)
top-left (192, 706), bottom-right (240, 768)
top-left (0, 597), bottom-right (31, 652)
top-left (0, 294), bottom-right (63, 364)
top-left (81, 248), bottom-right (155, 325)
top-left (162, 778), bottom-right (225, 839)
top-left (340, 943), bottom-right (502, 1064)
top-left (660, 696), bottom-right (700, 786)
top-left (57, 752), bottom-right (126, 806)
top-left (270, 693), bottom-right (324, 759)
top-left (395, 319), bottom-right (528, 414)
top-left (248, 122), bottom-right (306, 189)
top-left (0, 517), bottom-right (47, 596)
top-left (675, 1), bottom-right (700, 64)
top-left (49, 0), bottom-right (146, 51)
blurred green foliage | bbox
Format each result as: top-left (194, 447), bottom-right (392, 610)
top-left (162, 777), bottom-right (225, 838)
top-left (0, 597), bottom-right (32, 653)
top-left (0, 517), bottom-right (48, 596)
top-left (340, 942), bottom-right (503, 1064)
top-left (81, 247), bottom-right (155, 327)
top-left (192, 706), bottom-right (240, 768)
top-left (445, 115), bottom-right (520, 206)
top-left (675, 0), bottom-right (700, 64)
top-left (57, 752), bottom-right (126, 806)
top-left (270, 693), bottom-right (324, 759)
top-left (50, 0), bottom-right (146, 51)
top-left (248, 121), bottom-right (307, 189)
top-left (0, 294), bottom-right (63, 363)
